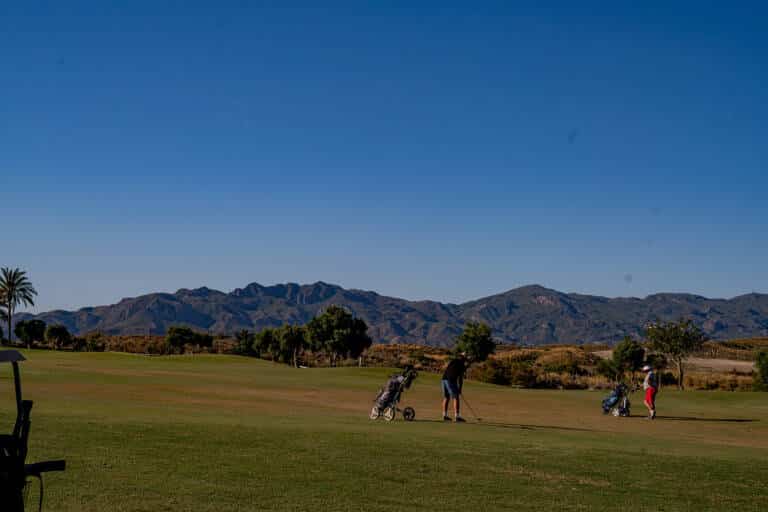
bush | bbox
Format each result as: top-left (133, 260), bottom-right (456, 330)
top-left (471, 359), bottom-right (511, 386)
top-left (508, 362), bottom-right (538, 388)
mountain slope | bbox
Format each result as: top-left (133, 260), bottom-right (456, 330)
top-left (15, 283), bottom-right (768, 346)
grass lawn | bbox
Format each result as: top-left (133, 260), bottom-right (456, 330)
top-left (2, 350), bottom-right (767, 511)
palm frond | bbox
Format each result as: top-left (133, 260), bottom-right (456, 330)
top-left (0, 266), bottom-right (38, 309)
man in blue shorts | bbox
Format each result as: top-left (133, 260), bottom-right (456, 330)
top-left (441, 353), bottom-right (467, 422)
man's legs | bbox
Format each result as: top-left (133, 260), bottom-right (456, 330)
top-left (441, 380), bottom-right (451, 420)
top-left (449, 380), bottom-right (464, 421)
top-left (644, 388), bottom-right (656, 419)
top-left (442, 380), bottom-right (463, 421)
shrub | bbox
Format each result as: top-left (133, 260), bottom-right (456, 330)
top-left (471, 359), bottom-right (511, 386)
top-left (508, 362), bottom-right (538, 388)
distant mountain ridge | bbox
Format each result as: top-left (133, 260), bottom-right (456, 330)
top-left (15, 282), bottom-right (768, 347)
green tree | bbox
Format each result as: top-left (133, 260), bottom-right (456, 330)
top-left (645, 319), bottom-right (706, 390)
top-left (14, 319), bottom-right (47, 347)
top-left (254, 328), bottom-right (280, 362)
top-left (165, 326), bottom-right (213, 352)
top-left (83, 332), bottom-right (105, 352)
top-left (454, 322), bottom-right (496, 362)
top-left (45, 324), bottom-right (71, 350)
top-left (234, 329), bottom-right (255, 355)
top-left (612, 336), bottom-right (645, 382)
top-left (305, 306), bottom-right (372, 365)
top-left (597, 358), bottom-right (620, 383)
top-left (0, 267), bottom-right (38, 345)
top-left (755, 351), bottom-right (768, 392)
top-left (276, 325), bottom-right (307, 368)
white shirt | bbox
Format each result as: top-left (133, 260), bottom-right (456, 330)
top-left (643, 371), bottom-right (657, 390)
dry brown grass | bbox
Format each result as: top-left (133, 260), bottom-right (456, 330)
top-left (694, 339), bottom-right (768, 361)
top-left (533, 347), bottom-right (600, 367)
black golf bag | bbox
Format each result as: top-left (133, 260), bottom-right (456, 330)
top-left (602, 383), bottom-right (631, 417)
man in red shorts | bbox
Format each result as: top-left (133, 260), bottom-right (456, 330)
top-left (642, 364), bottom-right (658, 419)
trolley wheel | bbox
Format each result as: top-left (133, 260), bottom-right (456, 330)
top-left (403, 407), bottom-right (416, 422)
top-left (611, 408), bottom-right (621, 417)
top-left (369, 406), bottom-right (381, 420)
top-left (383, 407), bottom-right (396, 422)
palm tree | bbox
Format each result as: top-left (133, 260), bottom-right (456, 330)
top-left (0, 268), bottom-right (37, 345)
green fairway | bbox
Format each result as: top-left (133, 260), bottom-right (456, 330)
top-left (2, 351), bottom-right (767, 511)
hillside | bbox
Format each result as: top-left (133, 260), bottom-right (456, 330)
top-left (16, 282), bottom-right (768, 346)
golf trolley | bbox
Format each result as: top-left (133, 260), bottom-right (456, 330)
top-left (601, 382), bottom-right (631, 417)
top-left (369, 366), bottom-right (417, 422)
top-left (0, 351), bottom-right (66, 511)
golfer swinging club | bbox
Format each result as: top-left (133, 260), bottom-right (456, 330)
top-left (642, 364), bottom-right (658, 420)
top-left (441, 352), bottom-right (468, 422)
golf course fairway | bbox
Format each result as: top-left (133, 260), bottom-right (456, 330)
top-left (2, 351), bottom-right (767, 511)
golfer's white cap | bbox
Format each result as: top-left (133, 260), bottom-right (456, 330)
top-left (642, 365), bottom-right (652, 371)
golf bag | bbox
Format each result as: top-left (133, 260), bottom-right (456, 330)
top-left (370, 366), bottom-right (418, 422)
top-left (602, 383), bottom-right (631, 417)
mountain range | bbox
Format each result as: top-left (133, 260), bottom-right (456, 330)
top-left (15, 282), bottom-right (768, 346)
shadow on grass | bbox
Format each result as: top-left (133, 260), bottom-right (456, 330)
top-left (416, 415), bottom-right (759, 430)
top-left (654, 416), bottom-right (758, 423)
top-left (416, 419), bottom-right (599, 433)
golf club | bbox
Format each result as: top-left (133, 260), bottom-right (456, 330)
top-left (461, 393), bottom-right (482, 422)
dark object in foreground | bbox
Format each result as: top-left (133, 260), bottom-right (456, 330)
top-left (0, 350), bottom-right (66, 512)
top-left (370, 365), bottom-right (418, 422)
top-left (601, 383), bottom-right (631, 417)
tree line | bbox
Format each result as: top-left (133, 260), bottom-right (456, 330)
top-left (233, 305), bottom-right (373, 367)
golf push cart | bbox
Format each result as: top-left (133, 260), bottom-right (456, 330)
top-left (369, 365), bottom-right (418, 422)
top-left (601, 382), bottom-right (631, 417)
top-left (0, 350), bottom-right (66, 511)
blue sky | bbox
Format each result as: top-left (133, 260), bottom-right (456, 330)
top-left (2, 1), bottom-right (766, 312)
